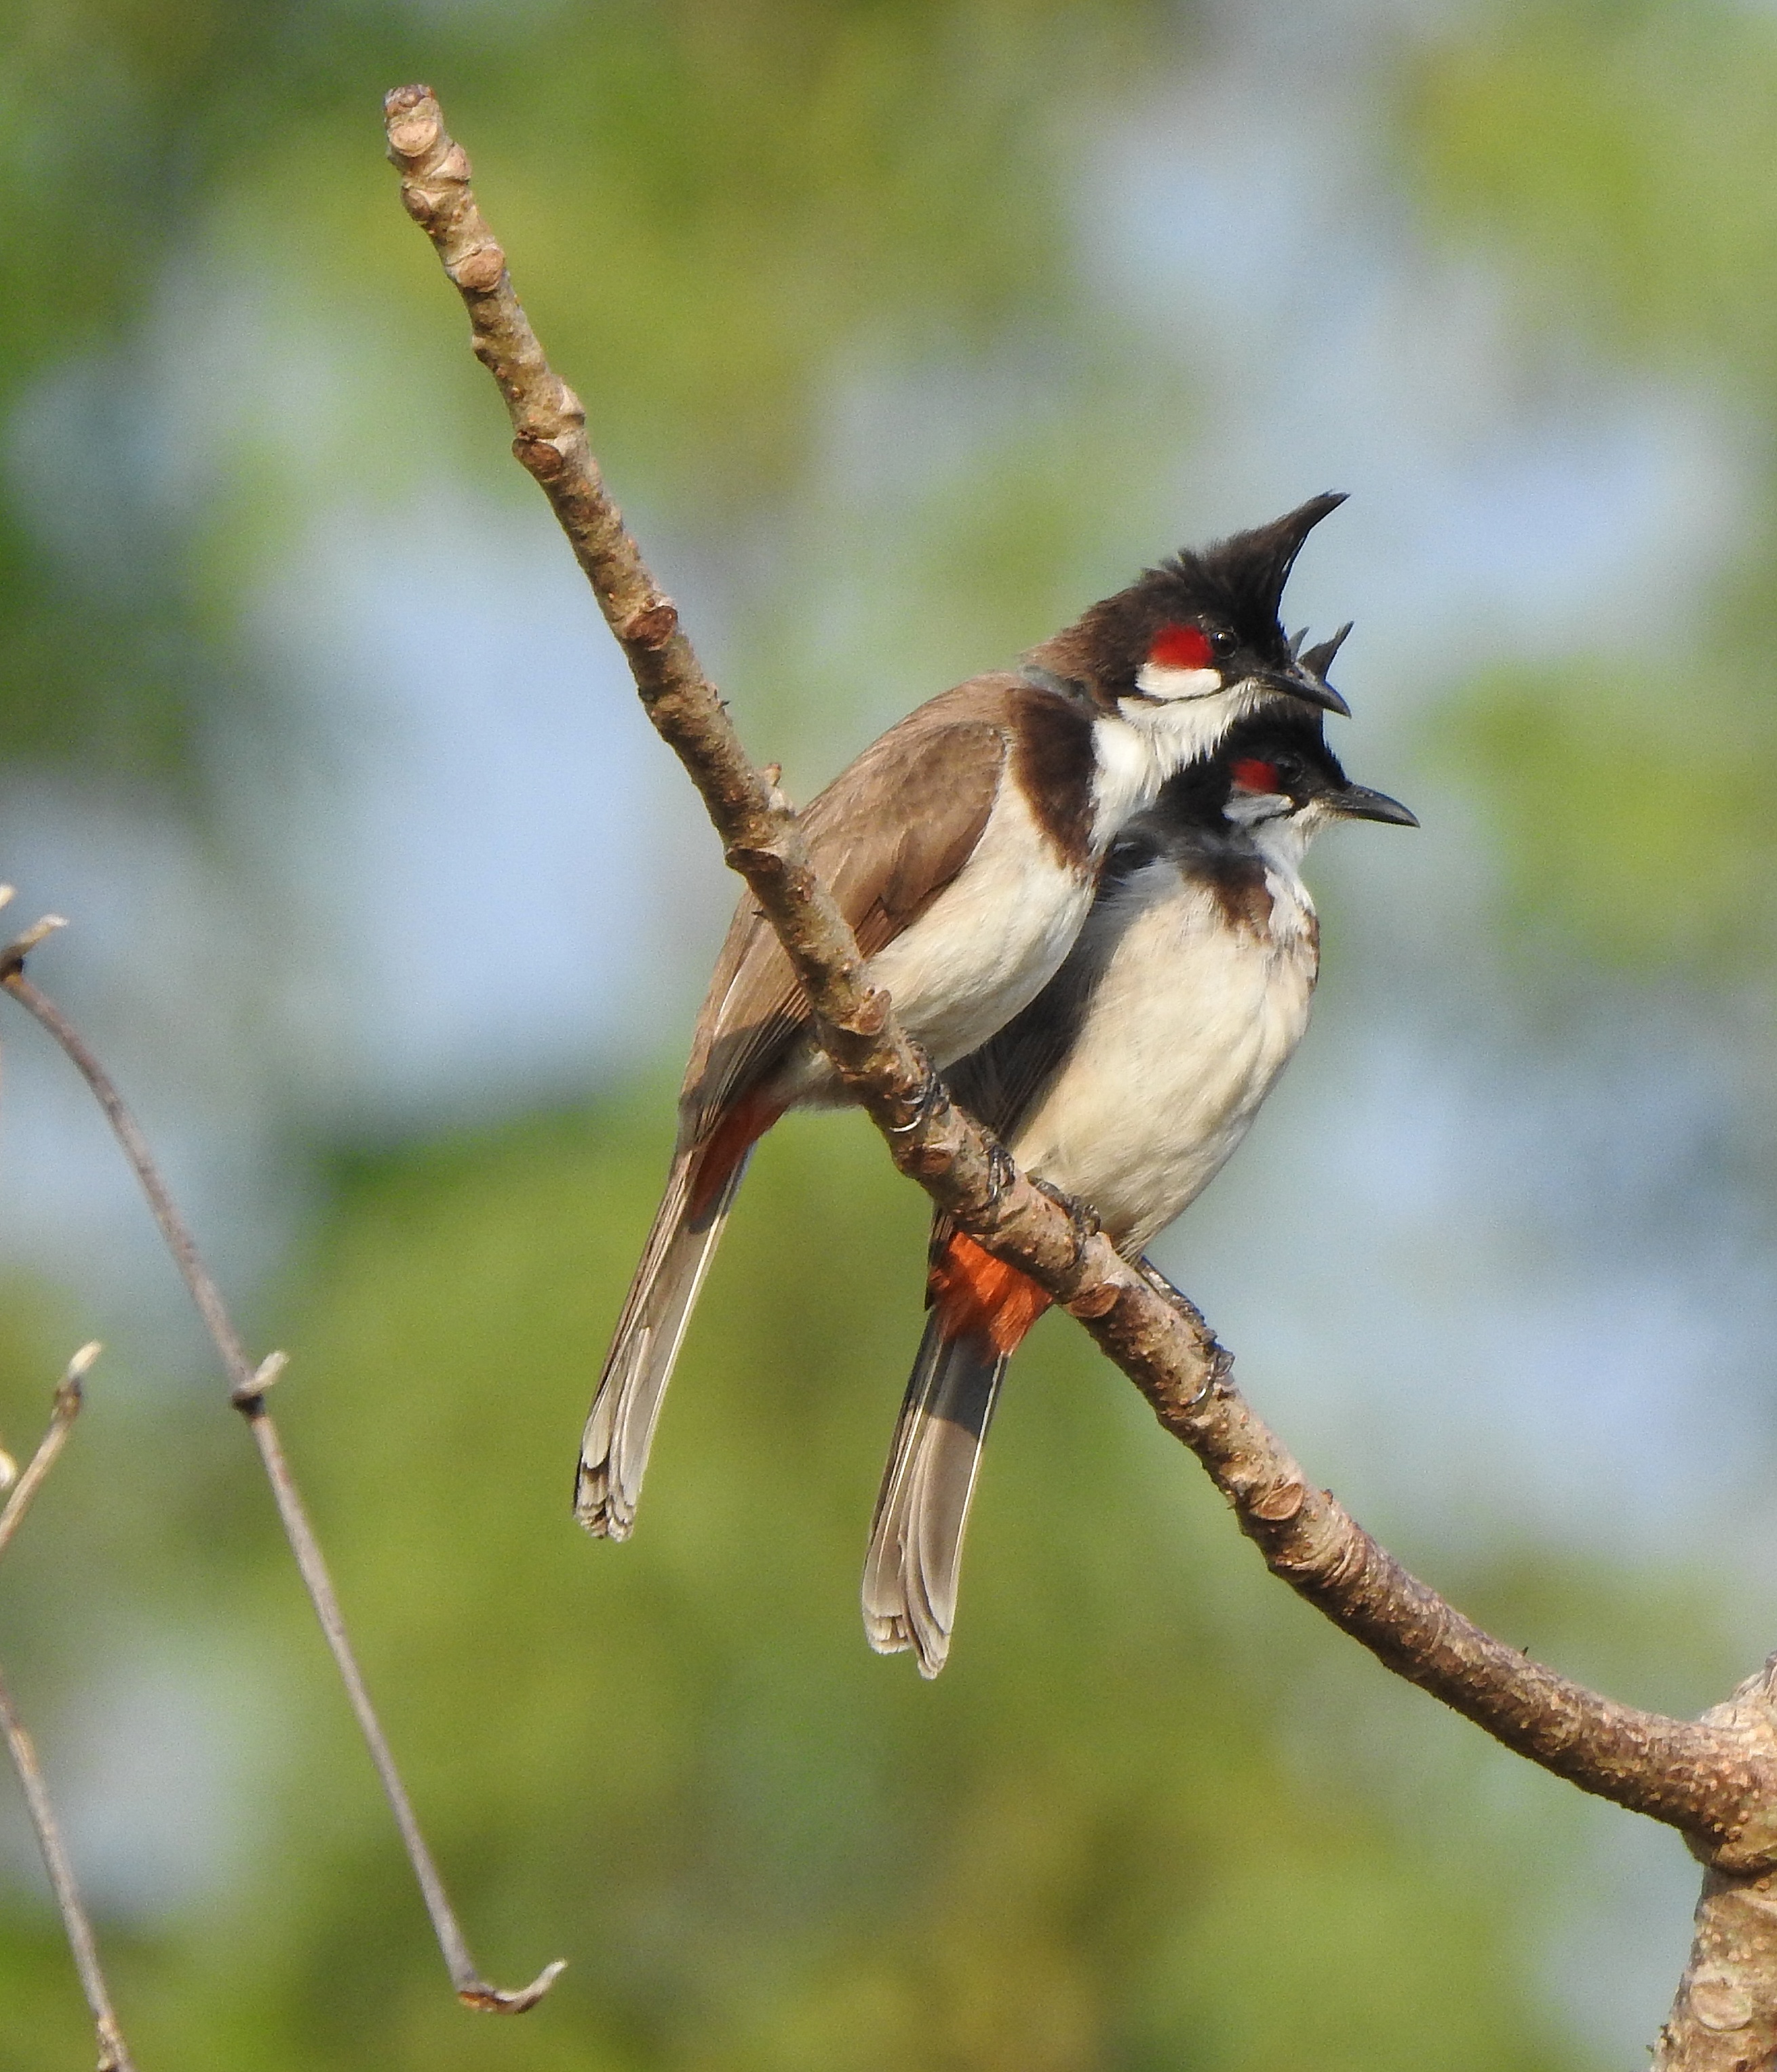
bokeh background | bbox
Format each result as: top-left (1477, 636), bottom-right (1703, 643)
top-left (0, 0), bottom-right (1771, 2063)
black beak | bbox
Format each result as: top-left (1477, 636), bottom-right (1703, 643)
top-left (1330, 783), bottom-right (1418, 827)
top-left (1256, 664), bottom-right (1352, 720)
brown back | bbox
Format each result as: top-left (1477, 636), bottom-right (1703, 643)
top-left (679, 673), bottom-right (1093, 1139)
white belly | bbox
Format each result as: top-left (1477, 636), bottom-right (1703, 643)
top-left (794, 703), bottom-right (1213, 1099)
top-left (779, 779), bottom-right (1093, 1108)
top-left (1008, 869), bottom-right (1317, 1251)
top-left (870, 702), bottom-right (1212, 1066)
top-left (867, 781), bottom-right (1091, 1067)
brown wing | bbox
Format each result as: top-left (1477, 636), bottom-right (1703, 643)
top-left (678, 678), bottom-right (1024, 1140)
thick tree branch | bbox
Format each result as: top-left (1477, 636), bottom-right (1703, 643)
top-left (0, 930), bottom-right (564, 2018)
top-left (385, 85), bottom-right (1777, 2058)
top-left (1659, 1816), bottom-right (1777, 2069)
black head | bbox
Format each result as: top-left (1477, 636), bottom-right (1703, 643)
top-left (1218, 711), bottom-right (1416, 834)
top-left (1028, 494), bottom-right (1352, 718)
top-left (1148, 709), bottom-right (1416, 842)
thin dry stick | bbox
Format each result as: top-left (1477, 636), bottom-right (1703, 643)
top-left (0, 937), bottom-right (562, 2016)
top-left (0, 1340), bottom-right (93, 1563)
top-left (0, 1344), bottom-right (136, 2072)
top-left (384, 83), bottom-right (1777, 2065)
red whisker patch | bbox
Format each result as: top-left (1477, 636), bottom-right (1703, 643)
top-left (1149, 623), bottom-right (1215, 671)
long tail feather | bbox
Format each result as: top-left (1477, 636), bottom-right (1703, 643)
top-left (574, 1147), bottom-right (751, 1539)
top-left (861, 1315), bottom-right (1009, 1679)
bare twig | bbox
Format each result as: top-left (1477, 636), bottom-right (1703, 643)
top-left (0, 1346), bottom-right (136, 2072)
top-left (385, 82), bottom-right (1777, 2063)
top-left (0, 1683), bottom-right (134, 2072)
top-left (0, 1340), bottom-right (96, 1562)
top-left (0, 939), bottom-right (563, 2016)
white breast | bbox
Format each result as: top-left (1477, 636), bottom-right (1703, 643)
top-left (882, 686), bottom-right (1296, 1063)
top-left (865, 685), bottom-right (1303, 1070)
top-left (862, 778), bottom-right (1092, 1070)
top-left (1008, 860), bottom-right (1318, 1253)
top-left (1092, 674), bottom-right (1283, 849)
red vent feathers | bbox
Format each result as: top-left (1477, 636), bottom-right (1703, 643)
top-left (930, 1232), bottom-right (1051, 1356)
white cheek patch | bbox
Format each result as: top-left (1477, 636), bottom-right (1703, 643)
top-left (1134, 661), bottom-right (1222, 702)
top-left (1224, 791), bottom-right (1291, 829)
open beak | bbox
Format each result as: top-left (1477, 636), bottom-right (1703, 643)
top-left (1256, 663), bottom-right (1352, 719)
top-left (1330, 783), bottom-right (1418, 827)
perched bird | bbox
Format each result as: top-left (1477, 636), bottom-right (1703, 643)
top-left (577, 497), bottom-right (1354, 1540)
top-left (862, 701), bottom-right (1416, 1676)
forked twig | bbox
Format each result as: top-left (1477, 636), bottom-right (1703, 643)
top-left (0, 926), bottom-right (563, 2016)
top-left (0, 1344), bottom-right (136, 2072)
top-left (0, 1340), bottom-right (93, 1563)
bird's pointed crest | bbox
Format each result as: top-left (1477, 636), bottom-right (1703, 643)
top-left (1167, 492), bottom-right (1346, 638)
top-left (1023, 493), bottom-right (1350, 705)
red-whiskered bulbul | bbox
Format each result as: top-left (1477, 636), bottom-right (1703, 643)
top-left (862, 699), bottom-right (1416, 1675)
top-left (577, 496), bottom-right (1355, 1540)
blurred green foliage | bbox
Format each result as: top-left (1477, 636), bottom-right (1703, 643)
top-left (0, 0), bottom-right (1170, 783)
top-left (80, 1104), bottom-right (1598, 2069)
top-left (1, 1096), bottom-right (1744, 2065)
top-left (1403, 1), bottom-right (1777, 973)
top-left (0, 0), bottom-right (1768, 2063)
top-left (1439, 660), bottom-right (1777, 971)
top-left (1406, 3), bottom-right (1777, 372)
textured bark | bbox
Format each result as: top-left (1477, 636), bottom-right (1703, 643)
top-left (1654, 1669), bottom-right (1777, 2069)
top-left (1659, 1867), bottom-right (1777, 2071)
top-left (385, 83), bottom-right (1777, 2059)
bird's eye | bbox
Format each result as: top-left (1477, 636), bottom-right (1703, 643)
top-left (1210, 627), bottom-right (1238, 659)
top-left (1148, 623), bottom-right (1215, 671)
top-left (1230, 758), bottom-right (1281, 794)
